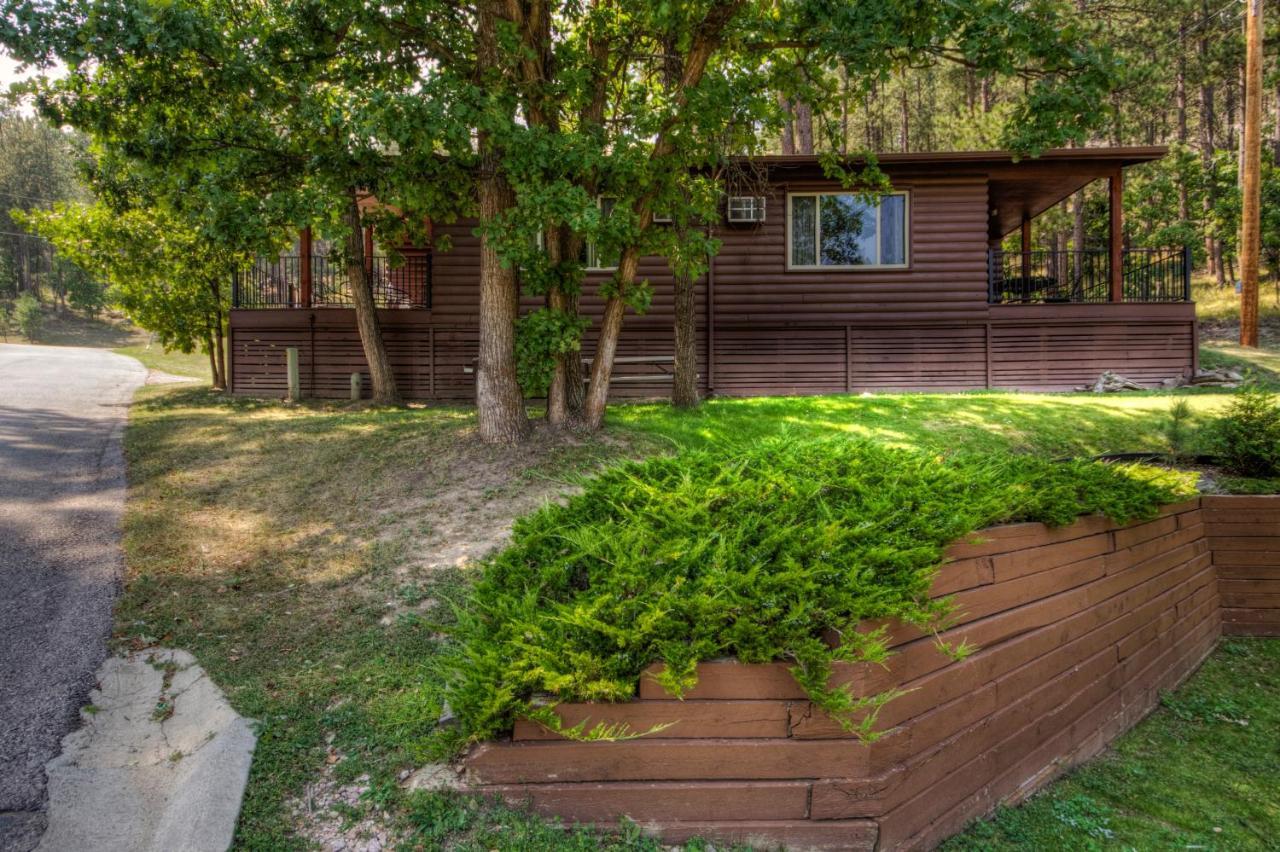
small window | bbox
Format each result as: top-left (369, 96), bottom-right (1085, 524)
top-left (788, 192), bottom-right (908, 269)
top-left (585, 197), bottom-right (619, 270)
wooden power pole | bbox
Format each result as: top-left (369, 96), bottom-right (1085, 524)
top-left (1240, 0), bottom-right (1264, 348)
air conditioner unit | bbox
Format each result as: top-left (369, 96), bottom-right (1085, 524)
top-left (726, 196), bottom-right (766, 223)
top-left (651, 213), bottom-right (674, 224)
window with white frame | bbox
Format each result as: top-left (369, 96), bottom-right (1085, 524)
top-left (584, 196), bottom-right (619, 270)
top-left (788, 192), bottom-right (908, 269)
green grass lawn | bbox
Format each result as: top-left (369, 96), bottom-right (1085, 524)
top-left (111, 340), bottom-right (212, 380)
top-left (943, 638), bottom-right (1280, 851)
top-left (614, 390), bottom-right (1230, 457)
top-left (114, 381), bottom-right (1279, 849)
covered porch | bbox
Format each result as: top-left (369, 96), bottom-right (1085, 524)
top-left (984, 147), bottom-right (1191, 305)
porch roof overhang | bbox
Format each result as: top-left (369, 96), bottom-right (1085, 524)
top-left (743, 146), bottom-right (1168, 241)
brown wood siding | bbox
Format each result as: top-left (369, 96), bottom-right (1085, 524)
top-left (230, 307), bottom-right (1195, 400)
top-left (711, 175), bottom-right (990, 324)
top-left (229, 166), bottom-right (1196, 400)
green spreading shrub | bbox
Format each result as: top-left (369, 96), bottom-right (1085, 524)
top-left (442, 438), bottom-right (1195, 746)
top-left (1214, 381), bottom-right (1280, 478)
top-left (13, 293), bottom-right (42, 342)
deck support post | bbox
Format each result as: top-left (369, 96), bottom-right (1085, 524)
top-left (286, 347), bottom-right (301, 402)
top-left (364, 225), bottom-right (374, 278)
top-left (299, 226), bottom-right (313, 308)
top-left (1020, 213), bottom-right (1032, 282)
top-left (1109, 169), bottom-right (1124, 302)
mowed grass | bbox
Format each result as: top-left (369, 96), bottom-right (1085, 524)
top-left (118, 381), bottom-right (1262, 849)
top-left (614, 390), bottom-right (1232, 457)
top-left (943, 638), bottom-right (1280, 850)
top-left (113, 340), bottom-right (212, 380)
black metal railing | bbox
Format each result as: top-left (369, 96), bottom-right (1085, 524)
top-left (232, 253), bottom-right (431, 309)
top-left (988, 246), bottom-right (1191, 304)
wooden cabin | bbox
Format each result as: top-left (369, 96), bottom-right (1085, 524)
top-left (228, 147), bottom-right (1195, 400)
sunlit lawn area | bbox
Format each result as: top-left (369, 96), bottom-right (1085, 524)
top-left (111, 340), bottom-right (211, 379)
top-left (1192, 276), bottom-right (1280, 325)
top-left (615, 389), bottom-right (1231, 457)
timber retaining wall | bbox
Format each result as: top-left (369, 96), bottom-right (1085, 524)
top-left (463, 495), bottom-right (1280, 851)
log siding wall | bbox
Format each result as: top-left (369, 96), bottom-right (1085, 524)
top-left (228, 166), bottom-right (1196, 400)
top-left (464, 495), bottom-right (1280, 851)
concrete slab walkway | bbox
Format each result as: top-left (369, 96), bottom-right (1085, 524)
top-left (37, 649), bottom-right (256, 852)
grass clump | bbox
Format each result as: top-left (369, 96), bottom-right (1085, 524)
top-left (443, 438), bottom-right (1195, 746)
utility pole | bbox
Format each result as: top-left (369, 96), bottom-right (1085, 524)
top-left (1240, 0), bottom-right (1263, 348)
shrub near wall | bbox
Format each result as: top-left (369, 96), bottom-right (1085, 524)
top-left (443, 440), bottom-right (1193, 747)
top-left (438, 440), bottom-right (1260, 851)
top-left (465, 498), bottom-right (1232, 851)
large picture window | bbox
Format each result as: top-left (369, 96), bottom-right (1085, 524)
top-left (788, 192), bottom-right (908, 269)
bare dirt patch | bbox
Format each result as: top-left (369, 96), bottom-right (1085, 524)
top-left (117, 389), bottom-right (657, 847)
top-left (385, 421), bottom-right (638, 574)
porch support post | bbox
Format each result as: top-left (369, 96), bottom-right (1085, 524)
top-left (1109, 169), bottom-right (1124, 302)
top-left (299, 226), bottom-right (313, 308)
top-left (363, 225), bottom-right (374, 277)
top-left (1020, 212), bottom-right (1031, 281)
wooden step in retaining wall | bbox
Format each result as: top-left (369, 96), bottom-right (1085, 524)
top-left (464, 495), bottom-right (1280, 851)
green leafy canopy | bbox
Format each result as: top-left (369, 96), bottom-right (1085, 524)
top-left (442, 438), bottom-right (1195, 746)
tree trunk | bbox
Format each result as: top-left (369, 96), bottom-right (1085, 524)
top-left (778, 94), bottom-right (795, 155)
top-left (475, 164), bottom-right (531, 443)
top-left (205, 326), bottom-right (219, 390)
top-left (546, 226), bottom-right (569, 427)
top-left (545, 226), bottom-right (585, 428)
top-left (1072, 190), bottom-right (1086, 252)
top-left (899, 80), bottom-right (910, 152)
top-left (1176, 28), bottom-right (1190, 222)
top-left (1200, 2), bottom-right (1217, 274)
top-left (671, 234), bottom-right (699, 409)
top-left (839, 66), bottom-right (850, 155)
top-left (470, 0), bottom-right (529, 442)
top-left (795, 102), bottom-right (814, 154)
top-left (343, 190), bottom-right (400, 404)
top-left (1273, 81), bottom-right (1280, 166)
top-left (581, 0), bottom-right (740, 430)
top-left (213, 323), bottom-right (226, 390)
top-left (206, 277), bottom-right (228, 390)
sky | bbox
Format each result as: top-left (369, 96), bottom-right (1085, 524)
top-left (0, 50), bottom-right (65, 105)
top-left (1, 52), bottom-right (36, 88)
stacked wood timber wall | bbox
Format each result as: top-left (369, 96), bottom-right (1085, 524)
top-left (1205, 495), bottom-right (1280, 635)
top-left (465, 496), bottom-right (1280, 851)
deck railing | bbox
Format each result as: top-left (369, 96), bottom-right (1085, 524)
top-left (232, 253), bottom-right (431, 309)
top-left (988, 246), bottom-right (1191, 304)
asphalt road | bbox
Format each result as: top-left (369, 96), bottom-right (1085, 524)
top-left (0, 344), bottom-right (146, 851)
